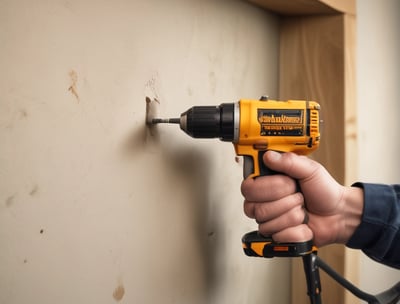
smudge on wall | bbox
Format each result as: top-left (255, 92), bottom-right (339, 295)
top-left (68, 69), bottom-right (79, 102)
top-left (112, 284), bottom-right (125, 302)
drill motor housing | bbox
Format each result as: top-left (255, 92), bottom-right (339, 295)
top-left (179, 98), bottom-right (321, 178)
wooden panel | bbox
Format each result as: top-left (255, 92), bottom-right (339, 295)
top-left (278, 14), bottom-right (355, 304)
top-left (343, 14), bottom-right (357, 188)
top-left (321, 0), bottom-right (355, 15)
top-left (248, 0), bottom-right (355, 16)
top-left (343, 13), bottom-right (359, 303)
top-left (279, 14), bottom-right (345, 182)
top-left (244, 1), bottom-right (358, 303)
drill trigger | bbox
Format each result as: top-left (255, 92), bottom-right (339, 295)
top-left (243, 156), bottom-right (254, 179)
top-left (258, 151), bottom-right (279, 176)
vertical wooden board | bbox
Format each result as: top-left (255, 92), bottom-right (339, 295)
top-left (279, 15), bottom-right (345, 183)
top-left (343, 13), bottom-right (360, 303)
top-left (344, 14), bottom-right (357, 186)
top-left (279, 15), bottom-right (349, 304)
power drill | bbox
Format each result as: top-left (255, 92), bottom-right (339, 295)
top-left (152, 97), bottom-right (320, 255)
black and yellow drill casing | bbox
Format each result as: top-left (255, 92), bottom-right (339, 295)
top-left (159, 97), bottom-right (321, 258)
top-left (177, 98), bottom-right (320, 178)
top-left (234, 99), bottom-right (320, 178)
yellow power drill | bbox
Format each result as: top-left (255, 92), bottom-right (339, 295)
top-left (152, 97), bottom-right (321, 255)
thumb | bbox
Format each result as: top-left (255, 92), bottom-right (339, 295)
top-left (263, 151), bottom-right (320, 181)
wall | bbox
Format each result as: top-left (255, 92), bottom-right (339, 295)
top-left (357, 0), bottom-right (400, 295)
top-left (0, 0), bottom-right (287, 303)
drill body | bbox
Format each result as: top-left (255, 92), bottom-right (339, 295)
top-left (176, 98), bottom-right (321, 178)
top-left (153, 98), bottom-right (321, 258)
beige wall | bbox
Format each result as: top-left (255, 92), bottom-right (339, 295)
top-left (357, 0), bottom-right (400, 295)
top-left (0, 0), bottom-right (289, 303)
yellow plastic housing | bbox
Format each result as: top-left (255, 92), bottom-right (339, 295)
top-left (234, 99), bottom-right (320, 178)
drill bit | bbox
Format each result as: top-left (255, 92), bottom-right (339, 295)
top-left (151, 118), bottom-right (180, 124)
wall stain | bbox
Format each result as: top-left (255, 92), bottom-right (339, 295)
top-left (208, 71), bottom-right (217, 95)
top-left (112, 284), bottom-right (125, 302)
top-left (5, 195), bottom-right (15, 207)
top-left (187, 86), bottom-right (193, 96)
top-left (30, 184), bottom-right (39, 196)
top-left (145, 75), bottom-right (160, 101)
top-left (68, 69), bottom-right (80, 102)
top-left (19, 109), bottom-right (28, 118)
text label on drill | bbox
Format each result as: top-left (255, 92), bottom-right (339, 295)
top-left (258, 109), bottom-right (304, 136)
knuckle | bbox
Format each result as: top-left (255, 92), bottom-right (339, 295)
top-left (254, 204), bottom-right (267, 222)
top-left (240, 180), bottom-right (250, 197)
top-left (294, 192), bottom-right (305, 206)
top-left (240, 178), bottom-right (255, 198)
top-left (278, 175), bottom-right (295, 190)
top-left (259, 223), bottom-right (274, 236)
top-left (297, 225), bottom-right (313, 241)
top-left (269, 176), bottom-right (296, 199)
top-left (281, 152), bottom-right (296, 170)
top-left (290, 206), bottom-right (305, 225)
top-left (243, 201), bottom-right (255, 218)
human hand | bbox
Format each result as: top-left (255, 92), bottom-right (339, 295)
top-left (241, 151), bottom-right (363, 247)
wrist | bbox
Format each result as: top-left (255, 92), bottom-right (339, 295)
top-left (337, 186), bottom-right (364, 244)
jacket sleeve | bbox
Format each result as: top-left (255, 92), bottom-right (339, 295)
top-left (346, 183), bottom-right (400, 269)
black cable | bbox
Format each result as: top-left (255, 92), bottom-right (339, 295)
top-left (314, 255), bottom-right (378, 303)
top-left (302, 254), bottom-right (322, 304)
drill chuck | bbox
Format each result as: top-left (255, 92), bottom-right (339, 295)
top-left (179, 103), bottom-right (239, 142)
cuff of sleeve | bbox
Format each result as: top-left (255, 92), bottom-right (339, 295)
top-left (346, 182), bottom-right (392, 250)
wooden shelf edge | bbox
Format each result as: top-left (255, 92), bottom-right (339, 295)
top-left (247, 0), bottom-right (355, 16)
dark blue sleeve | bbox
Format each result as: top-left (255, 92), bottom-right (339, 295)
top-left (346, 183), bottom-right (400, 269)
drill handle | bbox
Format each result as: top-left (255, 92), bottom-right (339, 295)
top-left (243, 151), bottom-right (278, 178)
top-left (237, 143), bottom-right (278, 179)
top-left (241, 149), bottom-right (317, 258)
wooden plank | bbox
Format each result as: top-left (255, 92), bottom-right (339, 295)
top-left (244, 1), bottom-right (358, 302)
top-left (320, 0), bottom-right (355, 15)
top-left (248, 0), bottom-right (355, 16)
top-left (279, 14), bottom-right (345, 183)
top-left (343, 13), bottom-right (360, 303)
top-left (278, 14), bottom-right (354, 303)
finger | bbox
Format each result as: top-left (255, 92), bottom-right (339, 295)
top-left (241, 174), bottom-right (297, 202)
top-left (271, 224), bottom-right (314, 243)
top-left (258, 204), bottom-right (306, 236)
top-left (243, 200), bottom-right (256, 219)
top-left (264, 151), bottom-right (344, 216)
top-left (263, 151), bottom-right (321, 181)
top-left (252, 192), bottom-right (304, 223)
